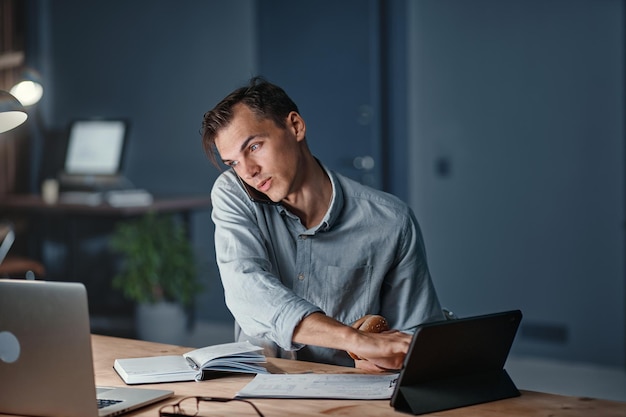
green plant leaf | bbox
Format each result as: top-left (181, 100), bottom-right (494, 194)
top-left (110, 211), bottom-right (202, 307)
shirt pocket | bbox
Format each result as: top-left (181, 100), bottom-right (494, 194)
top-left (323, 264), bottom-right (373, 324)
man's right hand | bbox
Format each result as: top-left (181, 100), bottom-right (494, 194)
top-left (349, 329), bottom-right (412, 371)
top-left (292, 312), bottom-right (411, 371)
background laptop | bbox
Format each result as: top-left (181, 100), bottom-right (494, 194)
top-left (0, 279), bottom-right (173, 417)
top-left (57, 119), bottom-right (131, 192)
top-left (391, 309), bottom-right (523, 415)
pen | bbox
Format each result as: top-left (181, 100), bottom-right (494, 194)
top-left (185, 356), bottom-right (199, 370)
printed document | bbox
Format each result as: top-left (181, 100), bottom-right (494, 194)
top-left (236, 373), bottom-right (399, 400)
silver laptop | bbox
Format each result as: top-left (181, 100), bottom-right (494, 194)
top-left (0, 279), bottom-right (174, 417)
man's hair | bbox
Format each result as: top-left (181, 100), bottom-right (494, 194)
top-left (201, 76), bottom-right (299, 167)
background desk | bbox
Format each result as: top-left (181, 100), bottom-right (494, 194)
top-left (0, 193), bottom-right (211, 277)
top-left (0, 194), bottom-right (212, 216)
top-left (0, 194), bottom-right (212, 335)
top-left (84, 335), bottom-right (625, 417)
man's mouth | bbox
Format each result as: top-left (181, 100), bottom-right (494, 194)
top-left (257, 178), bottom-right (271, 193)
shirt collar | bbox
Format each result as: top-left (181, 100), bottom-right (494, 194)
top-left (275, 163), bottom-right (343, 233)
top-left (318, 165), bottom-right (343, 232)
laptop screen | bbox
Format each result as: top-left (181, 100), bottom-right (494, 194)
top-left (64, 119), bottom-right (128, 175)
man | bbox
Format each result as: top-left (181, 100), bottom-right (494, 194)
top-left (202, 77), bottom-right (443, 371)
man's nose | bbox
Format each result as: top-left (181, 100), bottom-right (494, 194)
top-left (241, 159), bottom-right (259, 179)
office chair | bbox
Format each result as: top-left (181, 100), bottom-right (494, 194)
top-left (0, 221), bottom-right (45, 279)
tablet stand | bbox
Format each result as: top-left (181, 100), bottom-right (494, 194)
top-left (392, 368), bottom-right (520, 415)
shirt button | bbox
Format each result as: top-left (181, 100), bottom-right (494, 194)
top-left (299, 235), bottom-right (307, 240)
top-left (298, 273), bottom-right (305, 281)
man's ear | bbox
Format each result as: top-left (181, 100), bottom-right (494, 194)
top-left (287, 111), bottom-right (306, 141)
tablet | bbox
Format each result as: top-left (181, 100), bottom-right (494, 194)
top-left (391, 309), bottom-right (522, 415)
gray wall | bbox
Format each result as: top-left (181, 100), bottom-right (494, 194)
top-left (409, 0), bottom-right (624, 367)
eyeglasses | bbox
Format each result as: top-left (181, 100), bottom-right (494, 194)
top-left (159, 396), bottom-right (265, 417)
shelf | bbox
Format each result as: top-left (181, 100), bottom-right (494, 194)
top-left (0, 51), bottom-right (24, 70)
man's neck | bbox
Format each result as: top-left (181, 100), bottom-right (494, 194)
top-left (282, 156), bottom-right (332, 229)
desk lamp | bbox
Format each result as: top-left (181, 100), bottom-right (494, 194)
top-left (9, 70), bottom-right (45, 193)
top-left (10, 69), bottom-right (44, 107)
top-left (0, 90), bottom-right (28, 133)
top-left (0, 90), bottom-right (44, 279)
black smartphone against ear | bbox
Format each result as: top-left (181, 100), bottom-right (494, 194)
top-left (234, 171), bottom-right (279, 205)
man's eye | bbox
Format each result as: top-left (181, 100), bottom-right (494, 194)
top-left (250, 143), bottom-right (260, 152)
top-left (227, 161), bottom-right (239, 168)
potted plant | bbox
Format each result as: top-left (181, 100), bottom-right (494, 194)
top-left (109, 211), bottom-right (202, 344)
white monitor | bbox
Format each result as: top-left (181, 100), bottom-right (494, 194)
top-left (64, 119), bottom-right (128, 175)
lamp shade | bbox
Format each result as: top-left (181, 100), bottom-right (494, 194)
top-left (0, 90), bottom-right (28, 133)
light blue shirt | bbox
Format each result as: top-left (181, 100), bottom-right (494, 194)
top-left (211, 166), bottom-right (443, 366)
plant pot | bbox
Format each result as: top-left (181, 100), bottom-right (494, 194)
top-left (136, 301), bottom-right (187, 345)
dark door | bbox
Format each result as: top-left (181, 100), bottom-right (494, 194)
top-left (257, 0), bottom-right (382, 188)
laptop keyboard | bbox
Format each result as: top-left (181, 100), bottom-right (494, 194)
top-left (97, 398), bottom-right (123, 409)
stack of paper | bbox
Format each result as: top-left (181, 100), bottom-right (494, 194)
top-left (105, 189), bottom-right (153, 207)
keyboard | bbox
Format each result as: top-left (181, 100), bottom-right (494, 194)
top-left (97, 398), bottom-right (123, 409)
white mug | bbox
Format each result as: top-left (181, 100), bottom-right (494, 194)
top-left (41, 179), bottom-right (59, 204)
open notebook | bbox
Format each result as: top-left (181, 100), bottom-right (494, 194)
top-left (0, 279), bottom-right (173, 417)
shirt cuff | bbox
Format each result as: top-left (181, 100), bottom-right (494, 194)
top-left (273, 302), bottom-right (324, 351)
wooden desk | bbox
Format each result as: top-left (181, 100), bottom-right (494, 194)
top-left (88, 335), bottom-right (625, 417)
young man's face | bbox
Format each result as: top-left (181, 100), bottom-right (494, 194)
top-left (215, 103), bottom-right (306, 203)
